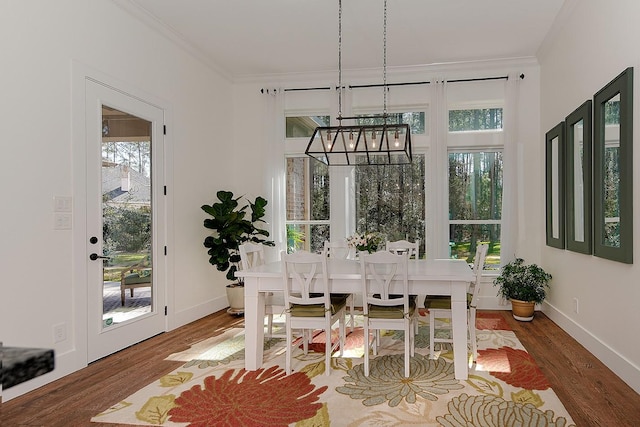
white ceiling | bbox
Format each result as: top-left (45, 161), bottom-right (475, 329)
top-left (125, 0), bottom-right (566, 79)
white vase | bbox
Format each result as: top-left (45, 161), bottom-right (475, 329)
top-left (226, 285), bottom-right (244, 315)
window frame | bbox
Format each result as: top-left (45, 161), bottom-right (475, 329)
top-left (447, 148), bottom-right (503, 270)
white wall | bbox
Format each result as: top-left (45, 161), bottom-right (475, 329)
top-left (0, 0), bottom-right (234, 400)
top-left (538, 0), bottom-right (640, 393)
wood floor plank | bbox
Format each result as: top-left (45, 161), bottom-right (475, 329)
top-left (2, 310), bottom-right (639, 426)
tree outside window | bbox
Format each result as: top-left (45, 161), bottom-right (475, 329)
top-left (448, 151), bottom-right (502, 269)
top-left (285, 157), bottom-right (330, 253)
top-left (355, 155), bottom-right (426, 258)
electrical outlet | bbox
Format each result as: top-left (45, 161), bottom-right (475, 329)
top-left (573, 298), bottom-right (579, 314)
top-left (53, 323), bottom-right (67, 343)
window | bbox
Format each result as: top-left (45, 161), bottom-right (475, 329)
top-left (448, 151), bottom-right (502, 269)
top-left (285, 157), bottom-right (330, 253)
top-left (449, 108), bottom-right (503, 131)
top-left (356, 111), bottom-right (426, 134)
top-left (286, 115), bottom-right (330, 138)
top-left (355, 154), bottom-right (426, 257)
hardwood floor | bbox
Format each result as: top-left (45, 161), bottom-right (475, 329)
top-left (2, 310), bottom-right (639, 426)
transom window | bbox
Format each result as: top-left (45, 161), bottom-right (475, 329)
top-left (285, 115), bottom-right (330, 138)
top-left (356, 111), bottom-right (426, 134)
top-left (449, 108), bottom-right (503, 132)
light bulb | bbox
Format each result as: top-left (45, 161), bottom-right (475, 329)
top-left (326, 130), bottom-right (332, 149)
top-left (394, 131), bottom-right (400, 147)
top-left (371, 131), bottom-right (377, 148)
top-left (349, 131), bottom-right (354, 149)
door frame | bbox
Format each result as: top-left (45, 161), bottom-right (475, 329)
top-left (72, 62), bottom-right (173, 365)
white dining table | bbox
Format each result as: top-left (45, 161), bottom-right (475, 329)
top-left (236, 257), bottom-right (474, 380)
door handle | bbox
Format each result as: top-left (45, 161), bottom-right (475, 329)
top-left (89, 253), bottom-right (110, 261)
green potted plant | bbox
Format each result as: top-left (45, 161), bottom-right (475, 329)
top-left (201, 190), bottom-right (274, 313)
top-left (493, 257), bottom-right (552, 321)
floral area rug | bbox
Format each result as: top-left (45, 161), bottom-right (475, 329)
top-left (91, 312), bottom-right (575, 426)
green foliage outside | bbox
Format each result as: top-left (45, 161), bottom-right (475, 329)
top-left (449, 151), bottom-right (502, 267)
top-left (355, 155), bottom-right (426, 257)
top-left (449, 108), bottom-right (503, 131)
top-left (103, 205), bottom-right (151, 256)
top-left (356, 112), bottom-right (425, 134)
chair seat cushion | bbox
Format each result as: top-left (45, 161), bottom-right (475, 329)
top-left (289, 294), bottom-right (348, 317)
top-left (123, 273), bottom-right (152, 285)
top-left (424, 293), bottom-right (472, 310)
top-left (368, 295), bottom-right (417, 319)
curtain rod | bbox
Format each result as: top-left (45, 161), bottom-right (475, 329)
top-left (259, 74), bottom-right (524, 93)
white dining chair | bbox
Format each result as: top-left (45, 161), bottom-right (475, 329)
top-left (323, 238), bottom-right (355, 260)
top-left (424, 243), bottom-right (488, 363)
top-left (239, 242), bottom-right (285, 338)
top-left (360, 250), bottom-right (417, 377)
top-left (386, 239), bottom-right (420, 259)
top-left (282, 250), bottom-right (347, 376)
top-left (323, 239), bottom-right (356, 332)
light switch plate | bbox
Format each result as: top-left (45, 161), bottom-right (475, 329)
top-left (54, 213), bottom-right (72, 230)
top-left (54, 196), bottom-right (72, 212)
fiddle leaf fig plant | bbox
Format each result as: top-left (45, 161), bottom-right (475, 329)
top-left (493, 258), bottom-right (552, 304)
top-left (202, 191), bottom-right (274, 286)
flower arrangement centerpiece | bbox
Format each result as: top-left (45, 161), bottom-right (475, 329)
top-left (347, 232), bottom-right (385, 254)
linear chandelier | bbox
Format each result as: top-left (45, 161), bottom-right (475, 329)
top-left (305, 0), bottom-right (412, 166)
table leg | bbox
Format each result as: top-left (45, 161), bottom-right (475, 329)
top-left (450, 281), bottom-right (469, 380)
top-left (244, 277), bottom-right (265, 370)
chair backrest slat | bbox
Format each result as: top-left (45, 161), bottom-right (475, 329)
top-left (239, 242), bottom-right (265, 270)
top-left (469, 243), bottom-right (489, 308)
top-left (386, 239), bottom-right (420, 259)
top-left (323, 239), bottom-right (353, 260)
top-left (360, 250), bottom-right (409, 310)
top-left (282, 250), bottom-right (330, 307)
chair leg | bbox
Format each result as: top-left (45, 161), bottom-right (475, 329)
top-left (404, 318), bottom-right (411, 377)
top-left (324, 319), bottom-right (332, 376)
top-left (410, 315), bottom-right (416, 357)
top-left (348, 295), bottom-right (355, 333)
top-left (363, 323), bottom-right (370, 377)
top-left (266, 313), bottom-right (274, 338)
top-left (121, 287), bottom-right (125, 306)
top-left (303, 329), bottom-right (310, 355)
top-left (429, 310), bottom-right (435, 358)
top-left (373, 331), bottom-right (379, 356)
top-left (339, 314), bottom-right (345, 357)
top-left (286, 318), bottom-right (292, 375)
top-left (470, 308), bottom-right (478, 363)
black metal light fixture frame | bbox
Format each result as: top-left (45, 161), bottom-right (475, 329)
top-left (305, 0), bottom-right (412, 166)
top-left (306, 119), bottom-right (411, 166)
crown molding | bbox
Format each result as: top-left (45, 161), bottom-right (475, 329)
top-left (111, 0), bottom-right (232, 82)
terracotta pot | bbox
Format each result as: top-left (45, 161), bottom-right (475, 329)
top-left (510, 299), bottom-right (535, 321)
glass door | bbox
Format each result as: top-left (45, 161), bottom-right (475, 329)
top-left (86, 80), bottom-right (166, 362)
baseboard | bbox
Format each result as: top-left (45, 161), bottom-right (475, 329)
top-left (543, 302), bottom-right (640, 395)
top-left (170, 295), bottom-right (229, 330)
top-left (4, 296), bottom-right (230, 402)
top-left (2, 348), bottom-right (79, 402)
top-left (478, 295), bottom-right (512, 310)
